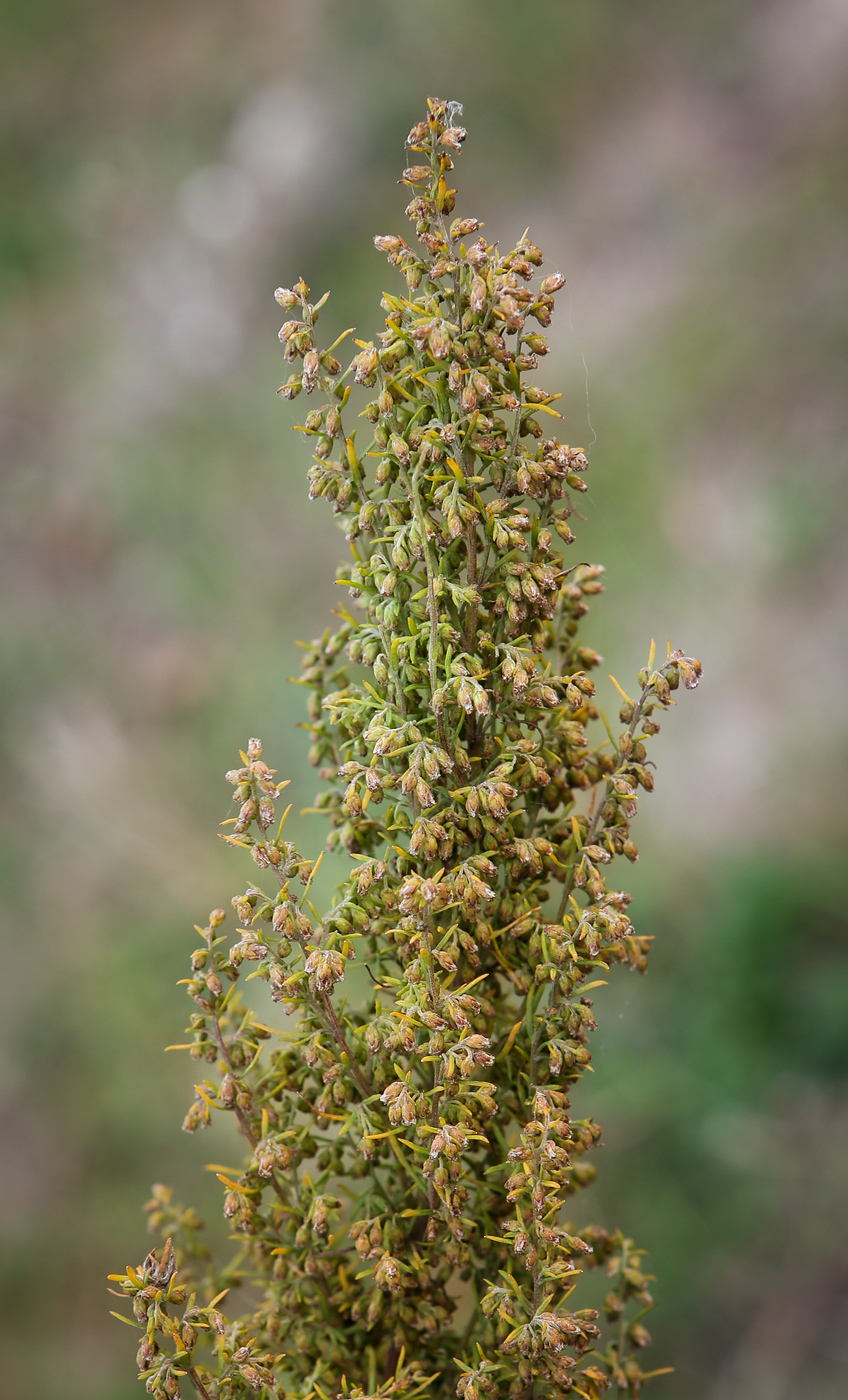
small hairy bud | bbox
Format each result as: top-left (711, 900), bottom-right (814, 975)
top-left (304, 947), bottom-right (346, 991)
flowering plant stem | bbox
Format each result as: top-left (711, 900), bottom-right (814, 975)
top-left (110, 98), bottom-right (700, 1400)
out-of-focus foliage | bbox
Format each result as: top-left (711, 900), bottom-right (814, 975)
top-left (580, 853), bottom-right (848, 1397)
top-left (0, 2), bottom-right (845, 1399)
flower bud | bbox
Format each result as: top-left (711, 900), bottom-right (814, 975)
top-left (401, 165), bottom-right (431, 185)
top-left (374, 1253), bottom-right (403, 1292)
top-left (277, 373), bottom-right (302, 400)
top-left (390, 434), bottom-right (410, 464)
top-left (440, 126), bottom-right (466, 152)
top-left (374, 234), bottom-right (408, 255)
top-left (353, 347), bottom-right (379, 385)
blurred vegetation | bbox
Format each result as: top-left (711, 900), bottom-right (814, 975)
top-left (0, 1), bottom-right (846, 1397)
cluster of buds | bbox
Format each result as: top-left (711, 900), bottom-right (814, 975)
top-left (112, 99), bottom-right (701, 1400)
top-left (224, 737), bottom-right (288, 838)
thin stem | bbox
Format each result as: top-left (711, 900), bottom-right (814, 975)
top-left (423, 916), bottom-right (444, 1213)
top-left (424, 914), bottom-right (443, 1012)
top-left (401, 462), bottom-right (449, 749)
top-left (616, 1238), bottom-right (630, 1363)
top-left (203, 935), bottom-right (293, 1212)
top-left (321, 989), bottom-right (373, 1097)
top-left (554, 674), bottom-right (656, 924)
top-left (267, 866), bottom-right (373, 1099)
top-left (209, 1020), bottom-right (256, 1146)
top-left (465, 527), bottom-right (478, 640)
top-left (528, 1014), bottom-right (545, 1086)
top-left (187, 1365), bottom-right (214, 1400)
top-left (530, 1117), bottom-right (551, 1316)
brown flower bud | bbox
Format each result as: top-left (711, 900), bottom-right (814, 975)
top-left (374, 234), bottom-right (408, 255)
top-left (374, 1253), bottom-right (403, 1292)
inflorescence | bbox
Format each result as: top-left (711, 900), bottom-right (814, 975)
top-left (110, 98), bottom-right (701, 1400)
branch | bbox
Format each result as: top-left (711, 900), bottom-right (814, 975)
top-left (554, 671), bottom-right (658, 924)
top-left (187, 1364), bottom-right (215, 1400)
top-left (321, 989), bottom-right (372, 1097)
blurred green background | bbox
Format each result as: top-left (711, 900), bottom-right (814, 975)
top-left (1, 1), bottom-right (847, 1396)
